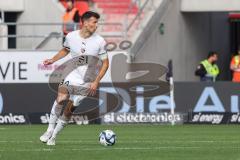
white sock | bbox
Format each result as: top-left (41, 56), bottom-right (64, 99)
top-left (46, 101), bottom-right (63, 132)
top-left (51, 119), bottom-right (67, 138)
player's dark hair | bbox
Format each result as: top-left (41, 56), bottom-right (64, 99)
top-left (81, 11), bottom-right (100, 22)
top-left (207, 51), bottom-right (218, 58)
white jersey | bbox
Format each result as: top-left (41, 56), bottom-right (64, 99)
top-left (63, 30), bottom-right (107, 85)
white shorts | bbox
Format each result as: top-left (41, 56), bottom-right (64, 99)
top-left (60, 79), bottom-right (91, 106)
top-left (69, 94), bottom-right (86, 106)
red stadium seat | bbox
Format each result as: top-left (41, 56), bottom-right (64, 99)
top-left (92, 0), bottom-right (131, 3)
top-left (59, 0), bottom-right (141, 40)
top-left (59, 0), bottom-right (89, 16)
top-left (95, 0), bottom-right (138, 14)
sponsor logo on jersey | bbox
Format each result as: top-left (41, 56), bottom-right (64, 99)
top-left (81, 48), bottom-right (86, 53)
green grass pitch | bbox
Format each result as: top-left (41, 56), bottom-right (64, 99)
top-left (0, 125), bottom-right (239, 160)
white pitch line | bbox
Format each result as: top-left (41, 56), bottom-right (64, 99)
top-left (56, 140), bottom-right (240, 144)
top-left (69, 146), bottom-right (203, 151)
top-left (0, 140), bottom-right (239, 144)
top-left (0, 141), bottom-right (33, 143)
top-left (1, 146), bottom-right (240, 152)
top-left (0, 147), bottom-right (202, 152)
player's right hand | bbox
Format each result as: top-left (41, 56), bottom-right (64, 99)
top-left (43, 59), bottom-right (54, 65)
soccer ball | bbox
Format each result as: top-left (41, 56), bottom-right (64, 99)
top-left (99, 130), bottom-right (116, 146)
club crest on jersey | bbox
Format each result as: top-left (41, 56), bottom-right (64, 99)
top-left (81, 48), bottom-right (86, 53)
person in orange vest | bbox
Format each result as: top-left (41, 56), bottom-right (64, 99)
top-left (75, 0), bottom-right (91, 16)
top-left (230, 49), bottom-right (240, 82)
top-left (63, 0), bottom-right (80, 36)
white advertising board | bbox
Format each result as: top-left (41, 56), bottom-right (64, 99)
top-left (0, 51), bottom-right (121, 83)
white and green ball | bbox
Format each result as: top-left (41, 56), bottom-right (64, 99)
top-left (99, 130), bottom-right (116, 146)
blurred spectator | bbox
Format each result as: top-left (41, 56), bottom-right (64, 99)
top-left (195, 51), bottom-right (220, 82)
top-left (76, 0), bottom-right (91, 16)
top-left (230, 49), bottom-right (240, 82)
top-left (62, 0), bottom-right (80, 36)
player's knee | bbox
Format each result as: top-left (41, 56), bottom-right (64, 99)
top-left (56, 94), bottom-right (69, 104)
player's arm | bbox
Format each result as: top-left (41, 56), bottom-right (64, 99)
top-left (88, 58), bottom-right (109, 96)
top-left (44, 33), bottom-right (71, 65)
top-left (195, 64), bottom-right (207, 77)
top-left (43, 48), bottom-right (69, 65)
top-left (88, 39), bottom-right (109, 96)
top-left (95, 58), bottom-right (109, 83)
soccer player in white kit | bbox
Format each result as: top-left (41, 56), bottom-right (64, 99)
top-left (40, 11), bottom-right (109, 145)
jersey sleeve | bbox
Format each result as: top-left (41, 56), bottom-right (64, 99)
top-left (98, 39), bottom-right (108, 60)
top-left (195, 64), bottom-right (207, 77)
top-left (63, 34), bottom-right (70, 50)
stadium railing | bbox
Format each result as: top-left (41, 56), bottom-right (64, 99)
top-left (0, 0), bottom-right (157, 50)
top-left (0, 22), bottom-right (123, 50)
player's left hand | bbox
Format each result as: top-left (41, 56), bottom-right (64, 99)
top-left (88, 81), bottom-right (99, 96)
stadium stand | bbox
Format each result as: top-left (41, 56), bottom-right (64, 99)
top-left (2, 0), bottom-right (240, 51)
top-left (93, 0), bottom-right (139, 39)
top-left (0, 0), bottom-right (160, 50)
top-left (93, 0), bottom-right (138, 14)
top-left (59, 0), bottom-right (141, 42)
top-left (59, 0), bottom-right (89, 16)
